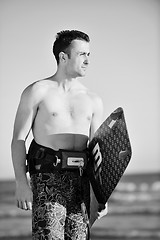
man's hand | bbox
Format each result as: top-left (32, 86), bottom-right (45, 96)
top-left (15, 182), bottom-right (33, 211)
top-left (90, 185), bottom-right (108, 226)
top-left (98, 202), bottom-right (108, 219)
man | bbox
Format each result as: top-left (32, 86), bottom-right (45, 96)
top-left (11, 30), bottom-right (107, 239)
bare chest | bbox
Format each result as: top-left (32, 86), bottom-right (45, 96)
top-left (40, 91), bottom-right (93, 121)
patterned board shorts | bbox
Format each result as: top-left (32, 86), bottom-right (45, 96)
top-left (30, 171), bottom-right (90, 240)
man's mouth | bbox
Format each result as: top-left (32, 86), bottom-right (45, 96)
top-left (82, 66), bottom-right (87, 70)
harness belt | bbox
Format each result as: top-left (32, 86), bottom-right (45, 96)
top-left (27, 139), bottom-right (88, 175)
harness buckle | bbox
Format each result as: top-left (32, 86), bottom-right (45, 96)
top-left (67, 157), bottom-right (85, 167)
top-left (53, 155), bottom-right (61, 166)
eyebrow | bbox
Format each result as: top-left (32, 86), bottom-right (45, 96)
top-left (78, 51), bottom-right (90, 56)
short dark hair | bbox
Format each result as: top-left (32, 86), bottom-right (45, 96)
top-left (53, 30), bottom-right (90, 64)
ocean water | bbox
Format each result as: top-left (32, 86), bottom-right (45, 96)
top-left (0, 172), bottom-right (160, 240)
top-left (91, 172), bottom-right (160, 239)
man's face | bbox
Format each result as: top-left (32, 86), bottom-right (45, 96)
top-left (65, 39), bottom-right (90, 78)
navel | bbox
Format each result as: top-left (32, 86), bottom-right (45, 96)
top-left (87, 115), bottom-right (92, 121)
top-left (52, 112), bottom-right (58, 117)
top-left (69, 107), bottom-right (75, 117)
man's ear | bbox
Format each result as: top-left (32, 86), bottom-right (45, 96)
top-left (59, 52), bottom-right (68, 63)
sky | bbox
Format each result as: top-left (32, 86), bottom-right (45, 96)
top-left (0, 0), bottom-right (160, 179)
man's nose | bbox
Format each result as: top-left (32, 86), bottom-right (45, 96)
top-left (84, 56), bottom-right (90, 65)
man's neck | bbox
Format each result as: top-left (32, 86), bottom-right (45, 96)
top-left (51, 72), bottom-right (79, 92)
top-left (60, 79), bottom-right (79, 92)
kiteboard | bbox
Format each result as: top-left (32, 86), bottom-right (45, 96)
top-left (88, 107), bottom-right (132, 225)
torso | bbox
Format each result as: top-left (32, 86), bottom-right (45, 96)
top-left (32, 79), bottom-right (94, 150)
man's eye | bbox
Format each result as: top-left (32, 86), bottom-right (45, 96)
top-left (79, 52), bottom-right (90, 56)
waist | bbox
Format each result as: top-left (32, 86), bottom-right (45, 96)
top-left (33, 133), bottom-right (89, 151)
top-left (27, 139), bottom-right (89, 175)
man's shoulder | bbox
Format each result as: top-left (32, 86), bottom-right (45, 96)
top-left (78, 83), bottom-right (101, 100)
top-left (22, 78), bottom-right (57, 98)
top-left (86, 89), bottom-right (102, 103)
top-left (85, 89), bottom-right (104, 115)
top-left (27, 78), bottom-right (57, 91)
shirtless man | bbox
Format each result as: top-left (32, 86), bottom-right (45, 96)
top-left (11, 30), bottom-right (106, 239)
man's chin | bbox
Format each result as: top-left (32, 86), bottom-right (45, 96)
top-left (78, 72), bottom-right (86, 77)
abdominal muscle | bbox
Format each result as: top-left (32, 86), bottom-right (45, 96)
top-left (32, 115), bottom-right (90, 151)
top-left (33, 133), bottom-right (89, 151)
top-left (32, 97), bottom-right (92, 151)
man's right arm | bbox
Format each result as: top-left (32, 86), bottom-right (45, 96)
top-left (11, 82), bottom-right (43, 210)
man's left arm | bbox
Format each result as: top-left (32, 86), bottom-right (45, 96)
top-left (89, 94), bottom-right (108, 220)
top-left (89, 95), bottom-right (103, 141)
